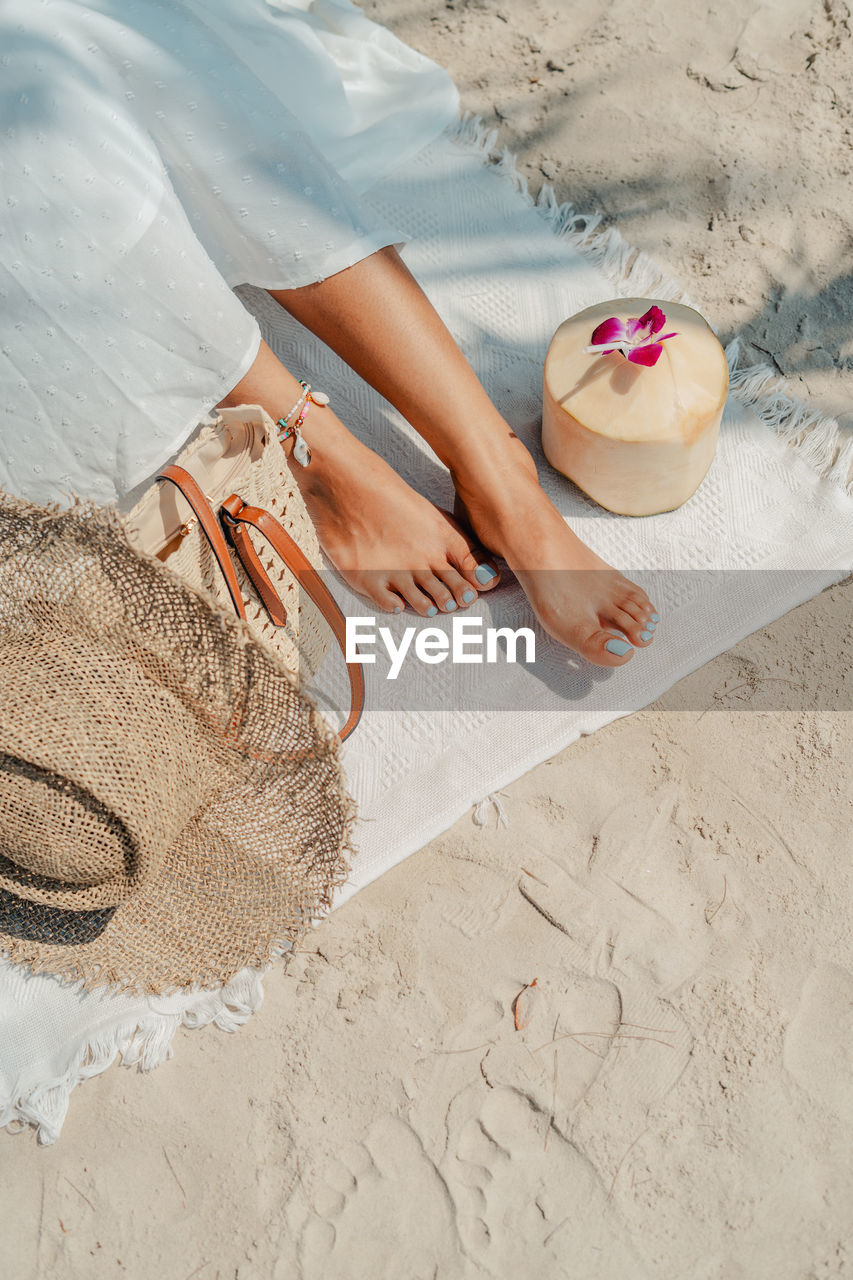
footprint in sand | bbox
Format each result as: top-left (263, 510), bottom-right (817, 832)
top-left (475, 964), bottom-right (623, 1120)
top-left (296, 1114), bottom-right (462, 1280)
top-left (444, 1085), bottom-right (649, 1278)
top-left (519, 782), bottom-right (752, 991)
top-left (783, 963), bottom-right (853, 1125)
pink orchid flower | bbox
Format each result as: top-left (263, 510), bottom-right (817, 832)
top-left (583, 305), bottom-right (678, 367)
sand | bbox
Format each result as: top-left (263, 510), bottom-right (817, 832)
top-left (3, 2), bottom-right (852, 1277)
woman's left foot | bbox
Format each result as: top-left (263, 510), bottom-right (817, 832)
top-left (452, 447), bottom-right (659, 668)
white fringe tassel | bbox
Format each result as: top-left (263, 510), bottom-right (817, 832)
top-left (1, 961), bottom-right (274, 1145)
top-left (446, 111), bottom-right (695, 307)
top-left (724, 338), bottom-right (853, 494)
top-left (472, 791), bottom-right (510, 830)
top-left (446, 112), bottom-right (853, 498)
top-left (6, 111), bottom-right (852, 1148)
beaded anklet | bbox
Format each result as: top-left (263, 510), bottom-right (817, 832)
top-left (276, 380), bottom-right (330, 468)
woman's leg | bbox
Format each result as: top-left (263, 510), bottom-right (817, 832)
top-left (268, 247), bottom-right (659, 665)
top-left (218, 339), bottom-right (499, 616)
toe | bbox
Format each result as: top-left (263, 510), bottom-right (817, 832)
top-left (623, 584), bottom-right (657, 622)
top-left (619, 594), bottom-right (651, 626)
top-left (436, 566), bottom-right (478, 608)
top-left (608, 606), bottom-right (654, 647)
top-left (441, 512), bottom-right (501, 591)
top-left (415, 571), bottom-right (458, 614)
top-left (536, 597), bottom-right (635, 667)
top-left (391, 575), bottom-right (439, 617)
top-left (357, 572), bottom-right (406, 614)
top-left (373, 585), bottom-right (406, 615)
top-left (453, 547), bottom-right (501, 592)
top-left (588, 628), bottom-right (636, 666)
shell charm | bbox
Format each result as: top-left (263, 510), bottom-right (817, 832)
top-left (292, 427), bottom-right (312, 467)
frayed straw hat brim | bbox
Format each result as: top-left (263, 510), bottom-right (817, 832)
top-left (0, 490), bottom-right (353, 996)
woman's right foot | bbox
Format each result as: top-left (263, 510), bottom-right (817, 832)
top-left (291, 411), bottom-right (500, 617)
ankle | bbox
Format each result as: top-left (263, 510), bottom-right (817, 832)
top-left (452, 441), bottom-right (539, 508)
top-left (451, 428), bottom-right (537, 492)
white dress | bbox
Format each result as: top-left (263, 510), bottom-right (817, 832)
top-left (0, 0), bottom-right (459, 506)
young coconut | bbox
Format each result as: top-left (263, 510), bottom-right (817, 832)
top-left (542, 298), bottom-right (729, 516)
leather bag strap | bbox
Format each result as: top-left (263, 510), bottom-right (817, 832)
top-left (156, 464), bottom-right (247, 620)
top-left (220, 495), bottom-right (364, 741)
top-left (221, 513), bottom-right (288, 627)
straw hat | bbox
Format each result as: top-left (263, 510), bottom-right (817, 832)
top-left (0, 489), bottom-right (353, 996)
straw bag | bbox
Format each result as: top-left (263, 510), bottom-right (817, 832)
top-left (123, 403), bottom-right (363, 739)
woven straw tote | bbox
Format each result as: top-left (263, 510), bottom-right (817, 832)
top-left (123, 402), bottom-right (362, 738)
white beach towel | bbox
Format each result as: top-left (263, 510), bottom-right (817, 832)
top-left (2, 119), bottom-right (851, 1143)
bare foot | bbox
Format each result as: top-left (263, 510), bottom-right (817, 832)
top-left (451, 443), bottom-right (659, 667)
top-left (292, 416), bottom-right (500, 616)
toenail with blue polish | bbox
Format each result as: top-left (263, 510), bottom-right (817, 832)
top-left (650, 613), bottom-right (660, 623)
top-left (427, 606), bottom-right (438, 617)
top-left (393, 605), bottom-right (402, 614)
top-left (646, 619), bottom-right (656, 630)
top-left (605, 637), bottom-right (632, 656)
top-left (475, 564), bottom-right (497, 585)
top-left (462, 589), bottom-right (476, 604)
top-left (444, 600), bottom-right (457, 611)
top-left (639, 630), bottom-right (653, 642)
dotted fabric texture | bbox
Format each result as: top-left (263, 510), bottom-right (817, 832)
top-left (0, 490), bottom-right (353, 995)
top-left (0, 0), bottom-right (459, 507)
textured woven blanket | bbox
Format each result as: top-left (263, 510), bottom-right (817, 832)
top-left (2, 119), bottom-right (852, 1142)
